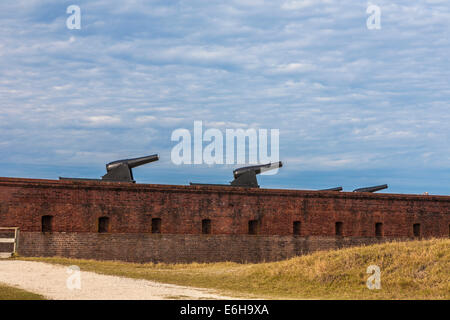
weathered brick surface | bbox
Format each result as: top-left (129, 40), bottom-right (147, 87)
top-left (18, 232), bottom-right (401, 263)
top-left (0, 177), bottom-right (449, 262)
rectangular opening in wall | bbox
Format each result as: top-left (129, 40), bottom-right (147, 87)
top-left (335, 221), bottom-right (343, 236)
top-left (152, 218), bottom-right (161, 234)
top-left (41, 215), bottom-right (53, 233)
top-left (375, 222), bottom-right (383, 237)
top-left (293, 221), bottom-right (301, 235)
top-left (248, 220), bottom-right (258, 235)
top-left (202, 219), bottom-right (211, 234)
top-left (98, 217), bottom-right (109, 233)
top-left (413, 223), bottom-right (421, 237)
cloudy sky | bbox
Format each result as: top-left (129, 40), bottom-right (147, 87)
top-left (0, 0), bottom-right (449, 194)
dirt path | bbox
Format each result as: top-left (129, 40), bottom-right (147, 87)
top-left (0, 260), bottom-right (237, 300)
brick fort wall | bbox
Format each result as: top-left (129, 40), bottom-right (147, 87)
top-left (0, 177), bottom-right (449, 263)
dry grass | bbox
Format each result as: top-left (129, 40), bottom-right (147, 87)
top-left (18, 238), bottom-right (450, 300)
top-left (0, 283), bottom-right (45, 300)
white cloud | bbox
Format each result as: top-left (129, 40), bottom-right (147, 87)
top-left (84, 116), bottom-right (122, 125)
top-left (135, 115), bottom-right (156, 123)
top-left (281, 0), bottom-right (317, 10)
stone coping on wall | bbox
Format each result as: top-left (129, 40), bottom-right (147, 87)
top-left (0, 176), bottom-right (449, 203)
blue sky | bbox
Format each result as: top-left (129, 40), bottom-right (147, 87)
top-left (0, 0), bottom-right (449, 194)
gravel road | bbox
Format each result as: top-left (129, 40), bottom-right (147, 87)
top-left (0, 260), bottom-right (237, 300)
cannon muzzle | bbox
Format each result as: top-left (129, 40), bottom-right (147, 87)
top-left (353, 184), bottom-right (388, 193)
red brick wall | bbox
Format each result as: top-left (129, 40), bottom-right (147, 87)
top-left (0, 177), bottom-right (449, 262)
top-left (17, 232), bottom-right (404, 263)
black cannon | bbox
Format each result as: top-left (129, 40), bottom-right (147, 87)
top-left (190, 161), bottom-right (283, 188)
top-left (101, 154), bottom-right (159, 182)
top-left (319, 186), bottom-right (343, 192)
top-left (231, 162), bottom-right (283, 187)
top-left (353, 184), bottom-right (388, 193)
top-left (60, 154), bottom-right (159, 183)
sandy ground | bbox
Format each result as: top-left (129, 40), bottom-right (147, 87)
top-left (0, 260), bottom-right (237, 300)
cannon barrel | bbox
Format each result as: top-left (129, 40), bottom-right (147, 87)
top-left (319, 186), bottom-right (343, 192)
top-left (353, 184), bottom-right (388, 193)
top-left (233, 161), bottom-right (283, 178)
top-left (106, 154), bottom-right (159, 172)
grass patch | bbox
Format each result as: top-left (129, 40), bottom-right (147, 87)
top-left (18, 239), bottom-right (449, 300)
top-left (0, 283), bottom-right (45, 300)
